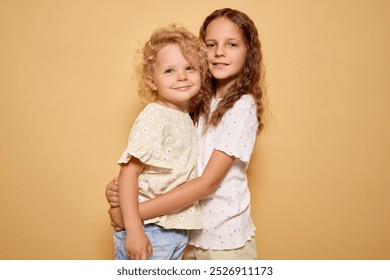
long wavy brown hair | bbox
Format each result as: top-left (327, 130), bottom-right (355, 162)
top-left (191, 8), bottom-right (267, 134)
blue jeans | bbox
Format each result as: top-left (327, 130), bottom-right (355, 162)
top-left (114, 224), bottom-right (189, 260)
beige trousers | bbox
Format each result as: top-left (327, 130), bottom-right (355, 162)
top-left (183, 237), bottom-right (257, 260)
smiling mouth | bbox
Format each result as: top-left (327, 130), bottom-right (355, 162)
top-left (212, 63), bottom-right (228, 68)
top-left (174, 85), bottom-right (192, 90)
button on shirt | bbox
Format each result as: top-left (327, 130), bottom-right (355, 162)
top-left (188, 94), bottom-right (258, 249)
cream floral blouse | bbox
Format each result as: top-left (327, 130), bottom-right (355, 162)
top-left (118, 103), bottom-right (202, 230)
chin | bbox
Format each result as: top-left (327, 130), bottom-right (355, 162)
top-left (211, 73), bottom-right (230, 80)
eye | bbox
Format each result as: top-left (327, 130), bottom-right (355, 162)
top-left (205, 42), bottom-right (216, 48)
top-left (164, 69), bottom-right (174, 74)
top-left (226, 42), bottom-right (238, 48)
top-left (186, 65), bottom-right (197, 71)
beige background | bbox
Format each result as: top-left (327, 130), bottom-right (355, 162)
top-left (1, 0), bottom-right (389, 259)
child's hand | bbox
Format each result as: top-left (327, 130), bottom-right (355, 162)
top-left (108, 207), bottom-right (124, 231)
top-left (106, 177), bottom-right (119, 207)
top-left (125, 229), bottom-right (153, 260)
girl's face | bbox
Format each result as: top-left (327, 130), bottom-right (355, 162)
top-left (204, 17), bottom-right (247, 86)
top-left (148, 44), bottom-right (201, 112)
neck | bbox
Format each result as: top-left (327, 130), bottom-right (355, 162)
top-left (156, 98), bottom-right (188, 113)
top-left (215, 78), bottom-right (236, 98)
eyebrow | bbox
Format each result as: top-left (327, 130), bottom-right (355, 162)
top-left (159, 63), bottom-right (193, 69)
top-left (205, 38), bottom-right (242, 42)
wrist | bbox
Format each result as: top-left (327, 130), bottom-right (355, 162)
top-left (124, 219), bottom-right (144, 232)
top-left (125, 226), bottom-right (144, 236)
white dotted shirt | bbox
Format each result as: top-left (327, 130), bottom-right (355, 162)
top-left (118, 103), bottom-right (202, 230)
top-left (188, 94), bottom-right (258, 249)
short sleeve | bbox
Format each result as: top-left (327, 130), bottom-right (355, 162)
top-left (215, 95), bottom-right (258, 163)
top-left (117, 106), bottom-right (173, 169)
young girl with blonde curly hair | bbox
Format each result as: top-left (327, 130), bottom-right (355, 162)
top-left (113, 25), bottom-right (210, 260)
top-left (107, 8), bottom-right (267, 260)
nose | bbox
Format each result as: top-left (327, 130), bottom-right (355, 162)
top-left (215, 45), bottom-right (225, 57)
top-left (177, 71), bottom-right (188, 81)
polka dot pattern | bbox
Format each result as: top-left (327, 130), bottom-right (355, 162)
top-left (189, 95), bottom-right (257, 249)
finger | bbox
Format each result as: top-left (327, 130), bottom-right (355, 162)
top-left (107, 189), bottom-right (119, 196)
top-left (113, 177), bottom-right (119, 185)
top-left (106, 190), bottom-right (118, 200)
top-left (107, 196), bottom-right (119, 203)
top-left (109, 199), bottom-right (120, 205)
top-left (107, 186), bottom-right (119, 193)
top-left (107, 196), bottom-right (119, 204)
top-left (141, 252), bottom-right (148, 260)
top-left (110, 219), bottom-right (124, 231)
top-left (147, 244), bottom-right (153, 256)
top-left (108, 199), bottom-right (119, 206)
top-left (109, 202), bottom-right (120, 208)
top-left (110, 220), bottom-right (119, 228)
top-left (107, 197), bottom-right (118, 205)
top-left (129, 251), bottom-right (136, 260)
top-left (109, 200), bottom-right (119, 206)
top-left (106, 181), bottom-right (119, 192)
top-left (107, 192), bottom-right (119, 201)
top-left (108, 200), bottom-right (119, 207)
top-left (108, 195), bottom-right (119, 202)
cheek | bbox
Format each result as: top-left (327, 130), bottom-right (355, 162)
top-left (206, 49), bottom-right (213, 60)
top-left (194, 75), bottom-right (202, 88)
top-left (240, 50), bottom-right (248, 65)
top-left (235, 52), bottom-right (247, 70)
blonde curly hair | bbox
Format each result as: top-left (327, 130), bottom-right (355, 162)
top-left (136, 24), bottom-right (211, 109)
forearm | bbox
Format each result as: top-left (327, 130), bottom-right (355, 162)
top-left (139, 176), bottom-right (210, 220)
top-left (118, 160), bottom-right (144, 232)
top-left (119, 179), bottom-right (143, 232)
top-left (139, 150), bottom-right (235, 220)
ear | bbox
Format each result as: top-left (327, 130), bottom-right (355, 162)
top-left (147, 76), bottom-right (157, 91)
